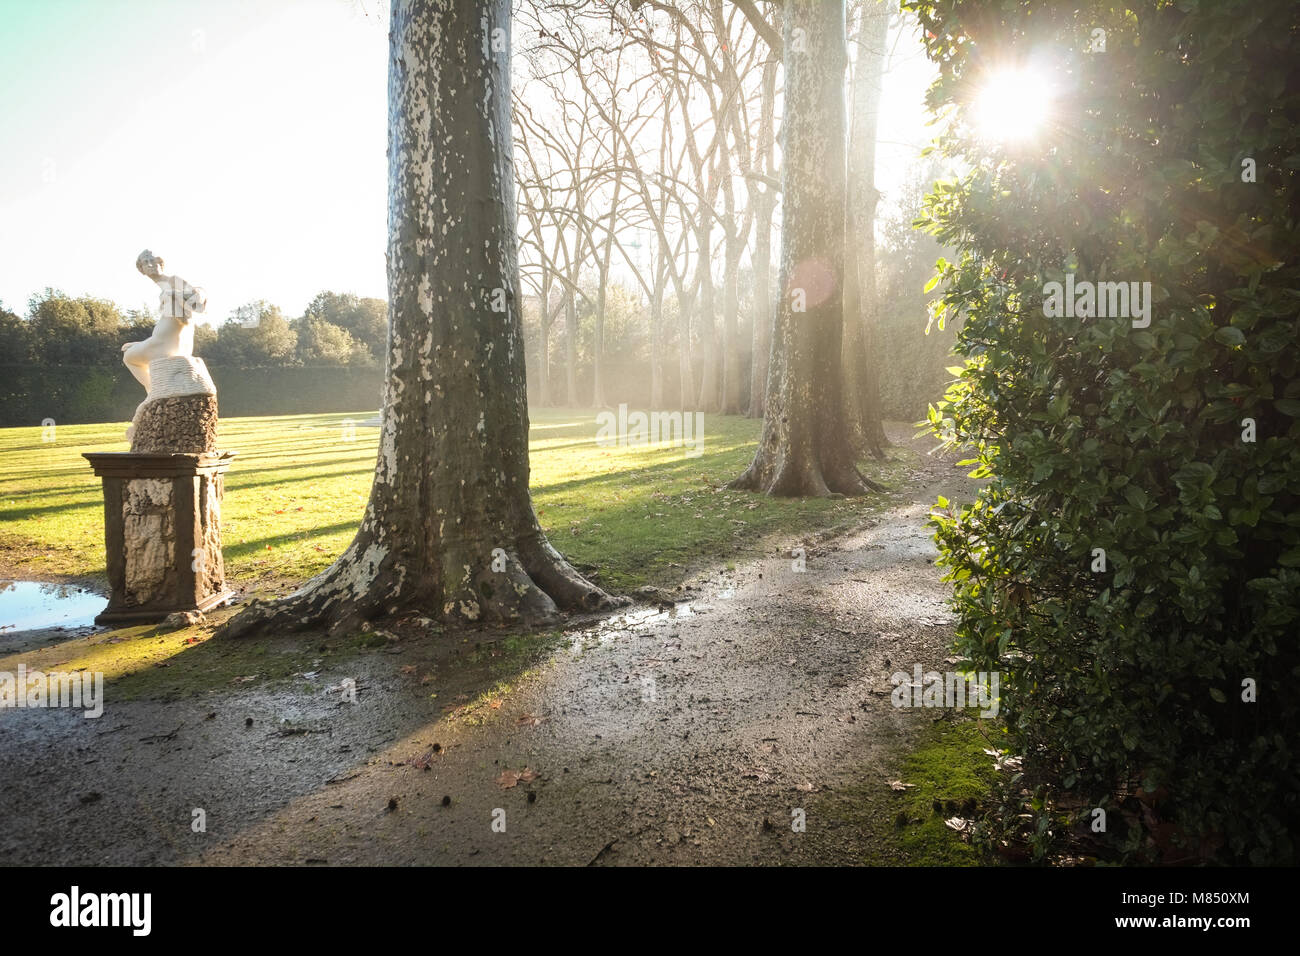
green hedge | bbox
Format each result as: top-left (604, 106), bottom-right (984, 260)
top-left (912, 0), bottom-right (1300, 862)
top-left (0, 365), bottom-right (383, 427)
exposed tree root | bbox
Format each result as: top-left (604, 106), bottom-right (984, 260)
top-left (728, 449), bottom-right (885, 498)
top-left (218, 534), bottom-right (626, 640)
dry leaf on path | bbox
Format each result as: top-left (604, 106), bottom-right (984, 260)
top-left (495, 768), bottom-right (540, 789)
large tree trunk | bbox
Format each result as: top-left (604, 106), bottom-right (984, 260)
top-left (842, 0), bottom-right (889, 458)
top-left (730, 0), bottom-right (881, 498)
top-left (222, 0), bottom-right (619, 638)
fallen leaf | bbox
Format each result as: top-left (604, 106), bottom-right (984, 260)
top-left (495, 768), bottom-right (540, 789)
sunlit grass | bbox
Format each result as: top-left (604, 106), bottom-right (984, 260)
top-left (0, 408), bottom-right (913, 596)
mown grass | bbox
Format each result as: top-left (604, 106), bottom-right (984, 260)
top-left (0, 408), bottom-right (912, 703)
top-left (0, 408), bottom-right (912, 594)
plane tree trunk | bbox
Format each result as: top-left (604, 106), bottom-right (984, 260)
top-left (222, 0), bottom-right (619, 638)
top-left (730, 0), bottom-right (882, 498)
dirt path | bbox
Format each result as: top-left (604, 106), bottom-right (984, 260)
top-left (0, 430), bottom-right (982, 866)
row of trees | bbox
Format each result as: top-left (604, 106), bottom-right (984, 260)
top-left (509, 0), bottom-right (895, 456)
top-left (0, 291), bottom-right (386, 368)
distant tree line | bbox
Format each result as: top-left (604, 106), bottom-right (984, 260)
top-left (0, 290), bottom-right (387, 369)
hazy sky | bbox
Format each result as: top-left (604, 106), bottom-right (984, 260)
top-left (0, 0), bottom-right (390, 323)
top-left (0, 0), bottom-right (936, 326)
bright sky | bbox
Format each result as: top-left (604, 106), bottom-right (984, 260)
top-left (0, 0), bottom-right (390, 324)
top-left (0, 0), bottom-right (937, 326)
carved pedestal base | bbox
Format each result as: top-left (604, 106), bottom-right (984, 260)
top-left (82, 452), bottom-right (236, 625)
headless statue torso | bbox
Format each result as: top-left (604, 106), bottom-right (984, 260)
top-left (122, 250), bottom-right (215, 442)
top-left (122, 249), bottom-right (206, 393)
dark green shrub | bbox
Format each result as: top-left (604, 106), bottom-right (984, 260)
top-left (909, 0), bottom-right (1300, 862)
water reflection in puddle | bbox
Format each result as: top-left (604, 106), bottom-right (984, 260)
top-left (0, 580), bottom-right (103, 632)
top-left (566, 602), bottom-right (694, 652)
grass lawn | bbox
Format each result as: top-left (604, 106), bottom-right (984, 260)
top-left (0, 408), bottom-right (914, 596)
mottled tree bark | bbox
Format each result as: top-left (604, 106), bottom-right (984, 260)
top-left (222, 0), bottom-right (619, 638)
top-left (730, 0), bottom-right (882, 498)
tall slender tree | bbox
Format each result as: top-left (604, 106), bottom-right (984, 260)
top-left (841, 0), bottom-right (890, 458)
top-left (223, 0), bottom-right (619, 638)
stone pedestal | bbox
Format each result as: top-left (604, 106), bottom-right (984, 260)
top-left (82, 451), bottom-right (236, 625)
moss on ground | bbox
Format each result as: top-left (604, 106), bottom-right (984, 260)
top-left (816, 716), bottom-right (1008, 865)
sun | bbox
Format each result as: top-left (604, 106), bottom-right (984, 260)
top-left (970, 66), bottom-right (1055, 143)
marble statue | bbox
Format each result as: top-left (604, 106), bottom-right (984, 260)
top-left (122, 250), bottom-right (218, 449)
top-left (122, 250), bottom-right (206, 392)
top-left (84, 251), bottom-right (233, 626)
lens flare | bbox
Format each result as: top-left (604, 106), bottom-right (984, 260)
top-left (971, 67), bottom-right (1054, 143)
